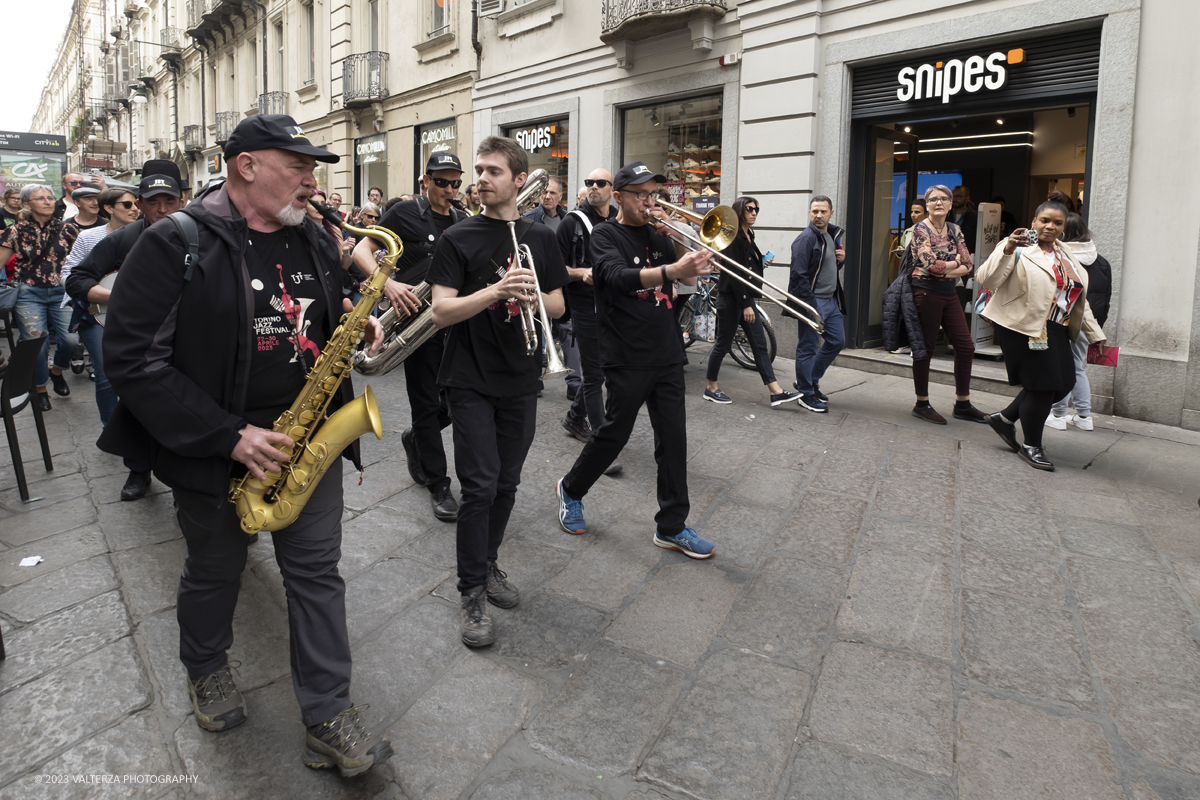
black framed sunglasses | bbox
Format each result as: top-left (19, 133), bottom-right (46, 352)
top-left (362, 213), bottom-right (380, 221)
top-left (112, 200), bottom-right (136, 210)
top-left (745, 205), bottom-right (760, 213)
top-left (429, 177), bottom-right (463, 189)
top-left (584, 179), bottom-right (610, 188)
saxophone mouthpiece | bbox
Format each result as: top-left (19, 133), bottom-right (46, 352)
top-left (308, 197), bottom-right (344, 227)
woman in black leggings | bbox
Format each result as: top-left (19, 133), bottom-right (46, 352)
top-left (976, 200), bottom-right (1106, 471)
top-left (702, 197), bottom-right (800, 407)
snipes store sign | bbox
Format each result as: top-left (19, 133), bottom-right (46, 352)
top-left (897, 49), bottom-right (1025, 104)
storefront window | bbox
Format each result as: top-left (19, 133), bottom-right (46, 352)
top-left (506, 119), bottom-right (569, 204)
top-left (354, 132), bottom-right (387, 205)
top-left (623, 94), bottom-right (722, 210)
top-left (417, 119), bottom-right (459, 191)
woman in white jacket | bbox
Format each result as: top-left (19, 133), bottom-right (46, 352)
top-left (976, 200), bottom-right (1106, 471)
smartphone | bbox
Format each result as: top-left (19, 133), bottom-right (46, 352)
top-left (763, 250), bottom-right (775, 263)
top-left (1025, 229), bottom-right (1038, 246)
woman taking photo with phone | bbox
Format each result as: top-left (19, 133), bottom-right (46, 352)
top-left (977, 200), bottom-right (1106, 471)
top-left (702, 196), bottom-right (800, 407)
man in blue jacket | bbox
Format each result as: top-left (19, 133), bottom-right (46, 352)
top-left (788, 195), bottom-right (846, 412)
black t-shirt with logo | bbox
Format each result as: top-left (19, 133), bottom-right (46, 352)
top-left (590, 221), bottom-right (684, 369)
top-left (376, 198), bottom-right (462, 285)
top-left (242, 226), bottom-right (331, 428)
top-left (426, 214), bottom-right (569, 397)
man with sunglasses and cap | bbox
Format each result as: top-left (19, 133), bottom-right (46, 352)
top-left (98, 115), bottom-right (390, 778)
top-left (554, 162), bottom-right (717, 560)
top-left (352, 151), bottom-right (470, 522)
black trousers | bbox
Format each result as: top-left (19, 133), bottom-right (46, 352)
top-left (447, 388), bottom-right (537, 593)
top-left (706, 294), bottom-right (776, 385)
top-left (565, 295), bottom-right (606, 431)
top-left (174, 458), bottom-right (350, 728)
top-left (562, 365), bottom-right (690, 536)
top-left (404, 331), bottom-right (452, 493)
top-left (552, 318), bottom-right (582, 392)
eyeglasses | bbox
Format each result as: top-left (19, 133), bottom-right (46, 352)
top-left (112, 200), bottom-right (136, 210)
top-left (927, 198), bottom-right (950, 204)
top-left (429, 177), bottom-right (463, 189)
top-left (745, 206), bottom-right (759, 213)
top-left (623, 190), bottom-right (653, 202)
top-left (584, 179), bottom-right (610, 188)
top-left (66, 180), bottom-right (86, 187)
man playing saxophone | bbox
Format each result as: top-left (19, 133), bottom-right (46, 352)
top-left (428, 137), bottom-right (569, 648)
top-left (352, 152), bottom-right (470, 522)
top-left (99, 115), bottom-right (392, 777)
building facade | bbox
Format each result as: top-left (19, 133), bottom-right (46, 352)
top-left (28, 0), bottom-right (1200, 429)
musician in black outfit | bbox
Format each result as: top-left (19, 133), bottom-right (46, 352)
top-left (353, 152), bottom-right (469, 522)
top-left (428, 136), bottom-right (569, 648)
top-left (554, 162), bottom-right (717, 559)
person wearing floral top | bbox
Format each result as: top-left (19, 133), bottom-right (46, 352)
top-left (0, 184), bottom-right (81, 409)
top-left (906, 184), bottom-right (988, 425)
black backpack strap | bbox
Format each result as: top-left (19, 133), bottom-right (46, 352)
top-left (166, 212), bottom-right (201, 281)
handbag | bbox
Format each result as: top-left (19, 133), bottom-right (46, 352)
top-left (1086, 342), bottom-right (1119, 367)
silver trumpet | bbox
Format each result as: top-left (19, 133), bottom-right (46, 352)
top-left (506, 219), bottom-right (571, 380)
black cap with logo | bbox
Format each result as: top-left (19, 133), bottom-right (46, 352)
top-left (224, 114), bottom-right (339, 163)
top-left (425, 152), bottom-right (464, 174)
top-left (139, 174), bottom-right (182, 199)
top-left (613, 161), bottom-right (666, 191)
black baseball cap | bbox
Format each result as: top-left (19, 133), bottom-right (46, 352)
top-left (141, 159), bottom-right (181, 182)
top-left (224, 114), bottom-right (339, 163)
top-left (425, 152), bottom-right (464, 174)
top-left (613, 161), bottom-right (666, 191)
top-left (139, 174), bottom-right (182, 199)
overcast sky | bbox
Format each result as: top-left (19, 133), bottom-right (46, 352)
top-left (3, 1), bottom-right (77, 132)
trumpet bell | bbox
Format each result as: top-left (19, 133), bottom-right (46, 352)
top-left (698, 205), bottom-right (740, 251)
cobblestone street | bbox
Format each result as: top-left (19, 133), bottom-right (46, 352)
top-left (1, 348), bottom-right (1198, 800)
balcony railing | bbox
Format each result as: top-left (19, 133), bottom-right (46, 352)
top-left (600, 0), bottom-right (726, 43)
top-left (184, 124), bottom-right (204, 152)
top-left (215, 111), bottom-right (239, 145)
top-left (259, 91), bottom-right (288, 116)
top-left (342, 51), bottom-right (389, 108)
top-left (160, 27), bottom-right (183, 59)
top-left (185, 0), bottom-right (206, 31)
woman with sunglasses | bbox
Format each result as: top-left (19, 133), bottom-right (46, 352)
top-left (702, 196), bottom-right (799, 407)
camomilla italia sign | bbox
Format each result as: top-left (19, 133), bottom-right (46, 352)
top-left (897, 49), bottom-right (1025, 104)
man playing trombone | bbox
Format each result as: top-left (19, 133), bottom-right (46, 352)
top-left (428, 137), bottom-right (569, 648)
top-left (554, 162), bottom-right (717, 560)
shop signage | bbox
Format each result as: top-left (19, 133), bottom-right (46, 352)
top-left (691, 196), bottom-right (718, 214)
top-left (0, 131), bottom-right (68, 152)
top-left (513, 124), bottom-right (557, 154)
top-left (420, 124), bottom-right (456, 155)
top-left (207, 154), bottom-right (222, 174)
top-left (896, 49), bottom-right (1023, 104)
top-left (355, 135), bottom-right (387, 165)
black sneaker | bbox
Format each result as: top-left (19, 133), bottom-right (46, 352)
top-left (812, 384), bottom-right (829, 404)
top-left (186, 663), bottom-right (247, 732)
top-left (988, 413), bottom-right (1020, 453)
top-left (460, 586), bottom-right (495, 647)
top-left (400, 428), bottom-right (428, 486)
top-left (485, 561), bottom-right (520, 609)
top-left (120, 470), bottom-right (152, 501)
top-left (562, 416), bottom-right (591, 444)
top-left (50, 371), bottom-right (70, 397)
top-left (430, 486), bottom-right (458, 522)
top-left (1018, 445), bottom-right (1055, 471)
top-left (304, 704), bottom-right (393, 778)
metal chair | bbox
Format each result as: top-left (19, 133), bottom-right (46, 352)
top-left (1, 335), bottom-right (54, 503)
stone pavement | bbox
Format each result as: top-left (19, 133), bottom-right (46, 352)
top-left (1, 344), bottom-right (1199, 800)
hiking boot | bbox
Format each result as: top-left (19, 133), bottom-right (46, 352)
top-left (400, 428), bottom-right (427, 486)
top-left (304, 704), bottom-right (393, 778)
top-left (187, 663), bottom-right (247, 732)
top-left (485, 561), bottom-right (520, 609)
top-left (460, 586), bottom-right (495, 647)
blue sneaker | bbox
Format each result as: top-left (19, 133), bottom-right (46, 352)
top-left (812, 383), bottom-right (829, 404)
top-left (555, 478), bottom-right (586, 535)
top-left (703, 388), bottom-right (732, 404)
top-left (798, 394), bottom-right (828, 413)
top-left (653, 527), bottom-right (715, 559)
top-left (770, 390), bottom-right (801, 407)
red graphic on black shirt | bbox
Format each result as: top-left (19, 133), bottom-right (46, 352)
top-left (276, 263), bottom-right (321, 364)
top-left (629, 247), bottom-right (671, 308)
top-left (485, 252), bottom-right (525, 322)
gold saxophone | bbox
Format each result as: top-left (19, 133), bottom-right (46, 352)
top-left (228, 202), bottom-right (402, 534)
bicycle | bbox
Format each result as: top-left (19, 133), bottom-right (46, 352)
top-left (678, 277), bottom-right (777, 370)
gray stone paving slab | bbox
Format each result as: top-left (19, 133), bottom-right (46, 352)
top-left (960, 506), bottom-right (1058, 560)
top-left (776, 491), bottom-right (868, 565)
top-left (343, 456), bottom-right (418, 512)
top-left (783, 742), bottom-right (955, 800)
top-left (525, 642), bottom-right (686, 776)
top-left (687, 441), bottom-right (761, 480)
top-left (1041, 487), bottom-right (1140, 526)
top-left (344, 556), bottom-right (451, 643)
top-left (839, 547), bottom-right (954, 660)
top-left (0, 555), bottom-right (119, 624)
top-left (0, 637), bottom-right (151, 785)
top-left (225, 569), bottom-right (293, 692)
top-left (860, 518), bottom-right (955, 560)
top-left (960, 543), bottom-right (1066, 606)
top-left (490, 591), bottom-right (610, 670)
top-left (489, 536), bottom-right (573, 594)
top-left (723, 556), bottom-right (843, 667)
top-left (0, 525), bottom-right (107, 588)
top-left (727, 463), bottom-right (807, 508)
top-left (112, 537), bottom-right (187, 621)
top-left (546, 523), bottom-right (663, 610)
top-left (0, 472), bottom-right (90, 513)
top-left (699, 498), bottom-right (784, 568)
top-left (87, 470), bottom-right (171, 504)
top-left (0, 591), bottom-right (130, 694)
top-left (807, 448), bottom-right (882, 497)
top-left (97, 495), bottom-right (181, 552)
top-left (336, 506), bottom-right (431, 579)
top-left (1054, 515), bottom-right (1164, 568)
top-left (808, 642), bottom-right (955, 778)
top-left (873, 477), bottom-right (957, 526)
top-left (403, 525), bottom-right (458, 571)
top-left (604, 562), bottom-right (742, 667)
top-left (133, 610), bottom-right (193, 720)
top-left (469, 766), bottom-right (604, 800)
top-left (755, 432), bottom-right (832, 471)
top-left (1104, 677), bottom-right (1200, 777)
top-left (955, 692), bottom-right (1125, 800)
top-left (1139, 508), bottom-right (1200, 562)
top-left (0, 499), bottom-right (97, 547)
top-left (388, 654), bottom-right (542, 800)
top-left (639, 649), bottom-right (810, 800)
top-left (960, 588), bottom-right (1095, 710)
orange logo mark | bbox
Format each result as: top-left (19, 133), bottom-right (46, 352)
top-left (1007, 48), bottom-right (1024, 64)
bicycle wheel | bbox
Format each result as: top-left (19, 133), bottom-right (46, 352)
top-left (731, 311), bottom-right (778, 370)
top-left (678, 297), bottom-right (696, 349)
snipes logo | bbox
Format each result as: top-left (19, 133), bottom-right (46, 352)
top-left (897, 49), bottom-right (1024, 104)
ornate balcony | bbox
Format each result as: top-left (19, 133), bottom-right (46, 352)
top-left (185, 0), bottom-right (209, 34)
top-left (215, 111), bottom-right (239, 145)
top-left (258, 91), bottom-right (289, 116)
top-left (342, 52), bottom-right (389, 108)
top-left (184, 124), bottom-right (204, 152)
top-left (160, 27), bottom-right (183, 62)
top-left (600, 0), bottom-right (727, 45)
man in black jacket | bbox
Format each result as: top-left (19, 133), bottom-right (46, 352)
top-left (100, 115), bottom-right (391, 778)
top-left (788, 196), bottom-right (846, 412)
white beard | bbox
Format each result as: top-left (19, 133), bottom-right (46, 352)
top-left (277, 203), bottom-right (307, 226)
